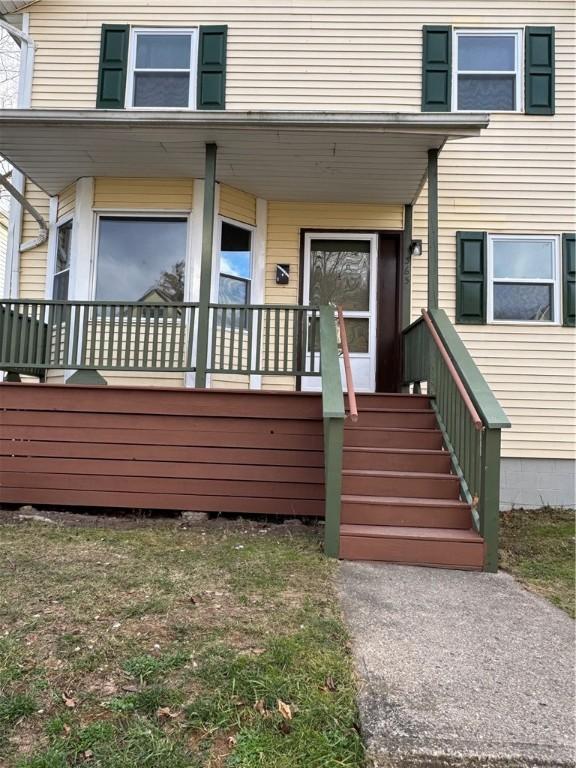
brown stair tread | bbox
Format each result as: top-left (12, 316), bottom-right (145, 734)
top-left (342, 469), bottom-right (457, 481)
top-left (344, 447), bottom-right (447, 455)
top-left (342, 495), bottom-right (470, 508)
top-left (351, 407), bottom-right (435, 414)
top-left (340, 524), bottom-right (483, 542)
top-left (344, 425), bottom-right (441, 433)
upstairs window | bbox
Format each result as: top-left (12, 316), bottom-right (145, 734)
top-left (126, 29), bottom-right (198, 108)
top-left (454, 30), bottom-right (522, 112)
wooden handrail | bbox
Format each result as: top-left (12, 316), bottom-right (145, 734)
top-left (421, 309), bottom-right (483, 431)
top-left (336, 305), bottom-right (358, 423)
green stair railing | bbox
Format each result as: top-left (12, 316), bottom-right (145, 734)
top-left (403, 308), bottom-right (511, 572)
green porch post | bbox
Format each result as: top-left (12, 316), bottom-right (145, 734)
top-left (195, 143), bottom-right (217, 388)
top-left (427, 148), bottom-right (439, 310)
top-left (480, 427), bottom-right (502, 573)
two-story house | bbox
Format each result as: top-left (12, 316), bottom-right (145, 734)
top-left (0, 0), bottom-right (574, 571)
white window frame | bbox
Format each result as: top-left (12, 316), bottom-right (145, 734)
top-left (452, 28), bottom-right (523, 113)
top-left (125, 27), bottom-right (199, 110)
top-left (487, 234), bottom-right (561, 325)
top-left (90, 211), bottom-right (192, 301)
top-left (215, 216), bottom-right (255, 307)
top-left (48, 212), bottom-right (74, 300)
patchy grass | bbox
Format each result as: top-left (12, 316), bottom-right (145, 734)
top-left (500, 508), bottom-right (575, 618)
top-left (0, 515), bottom-right (364, 767)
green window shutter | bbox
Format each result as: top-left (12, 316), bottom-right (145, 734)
top-left (96, 24), bottom-right (130, 109)
top-left (456, 232), bottom-right (487, 324)
top-left (525, 26), bottom-right (555, 115)
top-left (197, 26), bottom-right (228, 110)
top-left (562, 233), bottom-right (575, 327)
top-left (422, 26), bottom-right (452, 112)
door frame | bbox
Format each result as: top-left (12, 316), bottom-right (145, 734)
top-left (298, 229), bottom-right (403, 393)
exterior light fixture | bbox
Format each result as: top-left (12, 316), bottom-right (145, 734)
top-left (409, 239), bottom-right (423, 257)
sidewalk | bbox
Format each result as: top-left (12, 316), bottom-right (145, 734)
top-left (338, 563), bottom-right (575, 768)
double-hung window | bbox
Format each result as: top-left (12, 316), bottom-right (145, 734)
top-left (218, 221), bottom-right (253, 306)
top-left (488, 235), bottom-right (560, 323)
top-left (52, 220), bottom-right (73, 300)
top-left (126, 29), bottom-right (198, 108)
top-left (454, 29), bottom-right (522, 112)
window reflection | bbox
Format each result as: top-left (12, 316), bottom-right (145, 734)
top-left (95, 217), bottom-right (187, 303)
top-left (309, 239), bottom-right (370, 311)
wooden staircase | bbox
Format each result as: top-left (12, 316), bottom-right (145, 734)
top-left (340, 393), bottom-right (485, 570)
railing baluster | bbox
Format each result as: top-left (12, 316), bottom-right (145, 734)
top-left (283, 308), bottom-right (290, 372)
top-left (264, 308), bottom-right (271, 373)
top-left (106, 304), bottom-right (115, 369)
top-left (219, 307), bottom-right (226, 372)
top-left (255, 308), bottom-right (263, 374)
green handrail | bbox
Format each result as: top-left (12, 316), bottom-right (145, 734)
top-left (319, 305), bottom-right (345, 558)
top-left (403, 308), bottom-right (511, 572)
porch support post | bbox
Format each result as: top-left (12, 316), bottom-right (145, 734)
top-left (427, 148), bottom-right (439, 310)
top-left (402, 203), bottom-right (413, 329)
top-left (195, 142), bottom-right (217, 388)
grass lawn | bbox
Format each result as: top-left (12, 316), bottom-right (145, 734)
top-left (0, 514), bottom-right (364, 768)
top-left (499, 508), bottom-right (575, 618)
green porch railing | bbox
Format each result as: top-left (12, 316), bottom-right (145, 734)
top-left (204, 303), bottom-right (321, 378)
top-left (0, 300), bottom-right (199, 372)
top-left (403, 308), bottom-right (511, 572)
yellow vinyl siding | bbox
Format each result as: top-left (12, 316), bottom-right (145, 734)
top-left (93, 178), bottom-right (194, 210)
top-left (26, 1), bottom-right (574, 112)
top-left (19, 180), bottom-right (49, 298)
top-left (57, 183), bottom-right (75, 220)
top-left (219, 185), bottom-right (256, 226)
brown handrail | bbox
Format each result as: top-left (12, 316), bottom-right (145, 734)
top-left (336, 305), bottom-right (358, 422)
top-left (421, 309), bottom-right (483, 431)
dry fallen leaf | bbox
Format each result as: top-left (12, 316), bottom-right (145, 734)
top-left (277, 699), bottom-right (293, 720)
top-left (62, 693), bottom-right (76, 709)
top-left (227, 735), bottom-right (237, 747)
top-left (321, 675), bottom-right (337, 692)
top-left (254, 698), bottom-right (267, 715)
top-left (156, 706), bottom-right (179, 719)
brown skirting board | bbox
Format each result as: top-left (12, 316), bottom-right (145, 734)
top-left (0, 383), bottom-right (325, 516)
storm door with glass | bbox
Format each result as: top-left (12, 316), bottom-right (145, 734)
top-left (302, 233), bottom-right (378, 392)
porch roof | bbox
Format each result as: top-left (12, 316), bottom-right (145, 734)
top-left (0, 109), bottom-right (489, 204)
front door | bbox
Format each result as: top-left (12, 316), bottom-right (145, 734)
top-left (302, 232), bottom-right (378, 392)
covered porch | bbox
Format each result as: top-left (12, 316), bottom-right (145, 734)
top-left (0, 109), bottom-right (488, 390)
top-left (0, 109), bottom-right (512, 572)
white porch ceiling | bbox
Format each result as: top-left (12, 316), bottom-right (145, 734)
top-left (0, 1), bottom-right (38, 13)
top-left (0, 110), bottom-right (489, 204)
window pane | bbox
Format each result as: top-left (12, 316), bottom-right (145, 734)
top-left (136, 34), bottom-right (191, 69)
top-left (53, 270), bottom-right (69, 301)
top-left (344, 318), bottom-right (369, 354)
top-left (133, 72), bottom-right (190, 107)
top-left (458, 35), bottom-right (516, 71)
top-left (493, 239), bottom-right (554, 279)
top-left (220, 222), bottom-right (252, 279)
top-left (309, 239), bottom-right (371, 310)
top-left (96, 218), bottom-right (187, 302)
top-left (219, 275), bottom-right (249, 305)
top-left (458, 74), bottom-right (515, 110)
top-left (56, 220), bottom-right (73, 273)
top-left (493, 284), bottom-right (552, 321)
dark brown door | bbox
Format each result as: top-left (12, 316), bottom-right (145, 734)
top-left (375, 233), bottom-right (402, 392)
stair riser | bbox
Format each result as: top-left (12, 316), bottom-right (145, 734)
top-left (350, 412), bottom-right (437, 429)
top-left (343, 452), bottom-right (451, 474)
top-left (344, 431), bottom-right (443, 450)
top-left (339, 535), bottom-right (484, 569)
top-left (349, 395), bottom-right (431, 411)
top-left (341, 503), bottom-right (471, 529)
top-left (342, 474), bottom-right (460, 499)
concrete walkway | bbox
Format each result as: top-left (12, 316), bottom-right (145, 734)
top-left (338, 563), bottom-right (575, 768)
